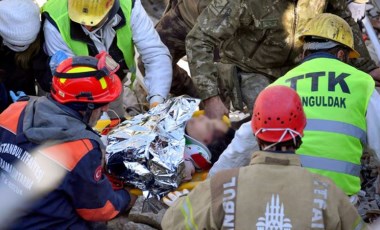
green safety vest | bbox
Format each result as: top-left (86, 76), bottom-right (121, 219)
top-left (42, 0), bottom-right (135, 73)
top-left (272, 56), bottom-right (375, 195)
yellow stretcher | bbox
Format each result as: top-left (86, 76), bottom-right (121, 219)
top-left (94, 119), bottom-right (209, 196)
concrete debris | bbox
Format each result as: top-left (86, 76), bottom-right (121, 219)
top-left (107, 197), bottom-right (166, 230)
top-left (358, 149), bottom-right (380, 223)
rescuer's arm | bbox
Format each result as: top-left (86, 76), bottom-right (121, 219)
top-left (185, 0), bottom-right (242, 101)
top-left (335, 186), bottom-right (366, 229)
top-left (67, 148), bottom-right (131, 221)
top-left (209, 121), bottom-right (258, 177)
top-left (366, 89), bottom-right (380, 159)
top-left (327, 0), bottom-right (378, 73)
top-left (131, 0), bottom-right (172, 106)
top-left (43, 20), bottom-right (75, 57)
top-left (161, 180), bottom-right (218, 229)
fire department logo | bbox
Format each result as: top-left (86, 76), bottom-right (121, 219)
top-left (256, 194), bottom-right (292, 230)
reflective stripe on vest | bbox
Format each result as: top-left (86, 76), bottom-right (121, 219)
top-left (299, 155), bottom-right (361, 177)
top-left (305, 119), bottom-right (367, 144)
top-left (42, 0), bottom-right (135, 73)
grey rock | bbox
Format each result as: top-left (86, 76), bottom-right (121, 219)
top-left (107, 197), bottom-right (167, 230)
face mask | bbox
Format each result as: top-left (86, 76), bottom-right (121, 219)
top-left (3, 40), bottom-right (29, 52)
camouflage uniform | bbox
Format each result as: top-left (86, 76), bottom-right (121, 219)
top-left (186, 0), bottom-right (378, 108)
top-left (138, 0), bottom-right (211, 98)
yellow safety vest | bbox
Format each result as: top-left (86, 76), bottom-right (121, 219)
top-left (272, 55), bottom-right (375, 195)
top-left (42, 0), bottom-right (135, 73)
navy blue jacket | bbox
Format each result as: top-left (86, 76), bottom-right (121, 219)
top-left (0, 99), bottom-right (130, 229)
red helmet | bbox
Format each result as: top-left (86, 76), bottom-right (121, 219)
top-left (51, 52), bottom-right (122, 104)
top-left (251, 85), bottom-right (306, 143)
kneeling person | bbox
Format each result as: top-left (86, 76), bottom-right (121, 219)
top-left (0, 53), bottom-right (133, 229)
top-left (161, 86), bottom-right (364, 229)
top-left (209, 14), bottom-right (380, 198)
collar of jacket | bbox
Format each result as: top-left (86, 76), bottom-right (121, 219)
top-left (70, 7), bottom-right (127, 44)
top-left (249, 151), bottom-right (301, 167)
top-left (47, 95), bottom-right (101, 137)
top-left (302, 52), bottom-right (339, 63)
top-left (47, 94), bottom-right (83, 120)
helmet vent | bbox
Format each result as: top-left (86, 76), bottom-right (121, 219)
top-left (251, 85), bottom-right (306, 143)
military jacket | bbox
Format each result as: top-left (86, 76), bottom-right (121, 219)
top-left (186, 0), bottom-right (377, 99)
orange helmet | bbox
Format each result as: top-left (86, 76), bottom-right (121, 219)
top-left (251, 85), bottom-right (306, 144)
top-left (51, 52), bottom-right (122, 105)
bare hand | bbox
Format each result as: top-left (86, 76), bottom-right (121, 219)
top-left (370, 68), bottom-right (380, 87)
top-left (204, 96), bottom-right (229, 119)
top-left (212, 119), bottom-right (229, 133)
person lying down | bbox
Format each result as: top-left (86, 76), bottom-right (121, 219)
top-left (183, 112), bottom-right (234, 181)
top-left (104, 96), bottom-right (235, 195)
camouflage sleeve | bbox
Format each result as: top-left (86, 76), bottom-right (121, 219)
top-left (185, 0), bottom-right (242, 100)
top-left (327, 0), bottom-right (378, 72)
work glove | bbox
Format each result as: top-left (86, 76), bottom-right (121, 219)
top-left (162, 189), bottom-right (190, 207)
top-left (348, 2), bottom-right (367, 22)
top-left (9, 91), bottom-right (27, 102)
top-left (49, 50), bottom-right (69, 74)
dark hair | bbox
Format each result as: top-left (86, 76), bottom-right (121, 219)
top-left (207, 128), bottom-right (235, 164)
top-left (257, 136), bottom-right (303, 151)
top-left (304, 45), bottom-right (350, 57)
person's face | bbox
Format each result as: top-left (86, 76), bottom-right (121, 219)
top-left (186, 115), bottom-right (215, 145)
top-left (88, 104), bottom-right (109, 127)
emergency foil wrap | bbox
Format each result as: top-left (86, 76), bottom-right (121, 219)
top-left (106, 96), bottom-right (200, 197)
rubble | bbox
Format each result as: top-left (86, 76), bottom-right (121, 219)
top-left (358, 149), bottom-right (380, 223)
top-left (108, 197), bottom-right (166, 230)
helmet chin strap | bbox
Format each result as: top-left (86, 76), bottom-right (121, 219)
top-left (83, 103), bottom-right (95, 124)
top-left (255, 128), bottom-right (302, 151)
